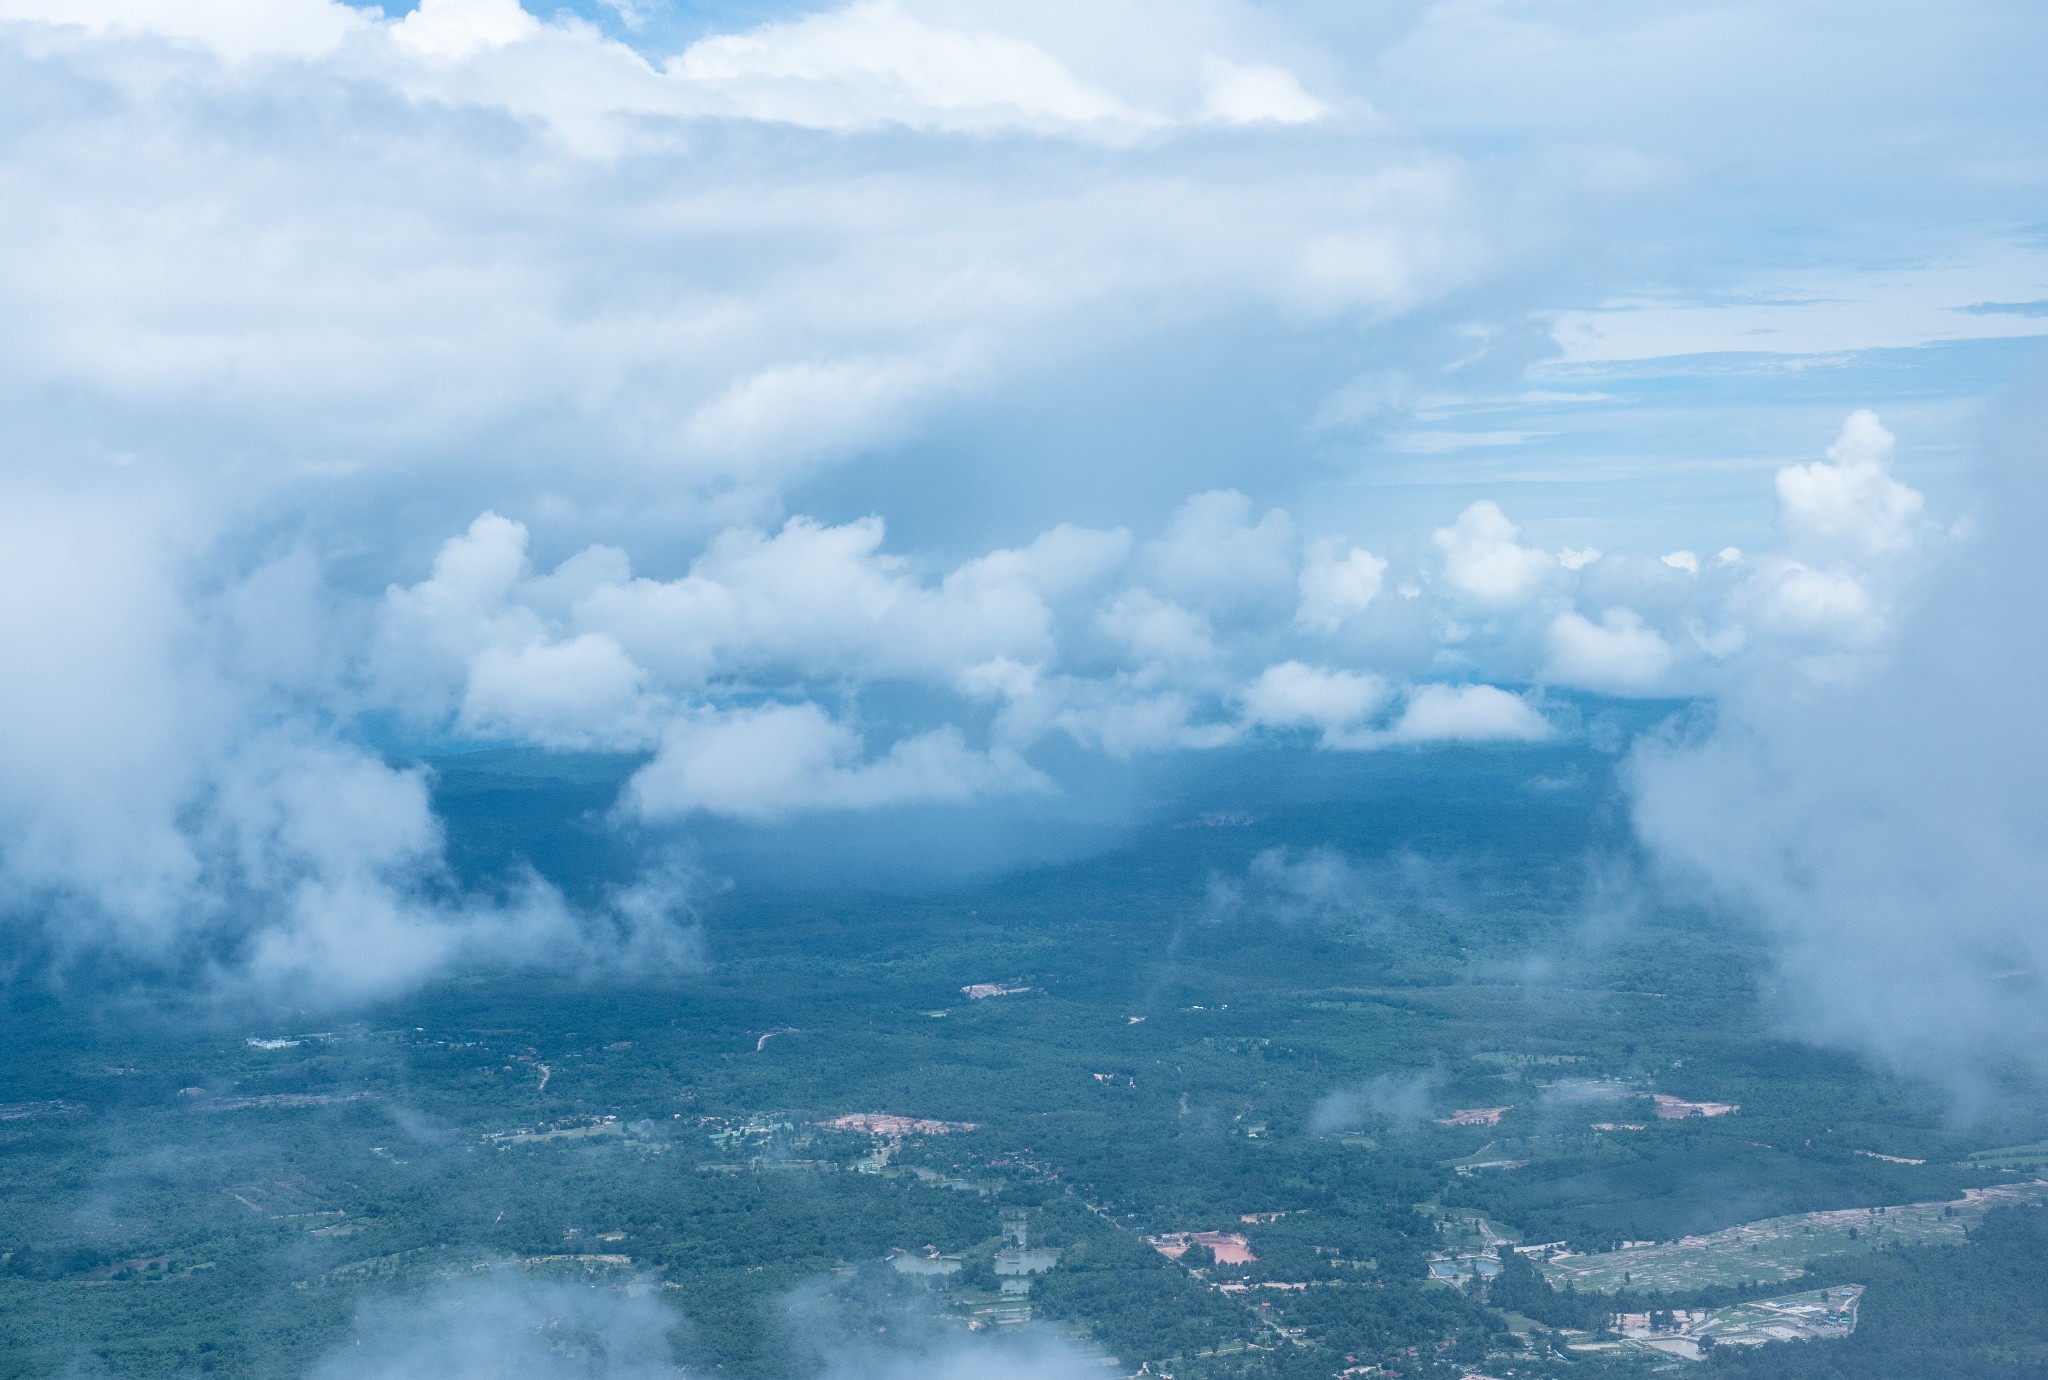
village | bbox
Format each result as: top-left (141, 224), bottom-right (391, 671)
top-left (461, 1094), bottom-right (1998, 1375)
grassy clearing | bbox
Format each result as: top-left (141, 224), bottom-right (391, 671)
top-left (1540, 1181), bottom-right (2048, 1292)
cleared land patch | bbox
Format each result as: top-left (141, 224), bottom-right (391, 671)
top-left (1541, 1180), bottom-right (2048, 1292)
top-left (1568, 1285), bottom-right (1864, 1362)
top-left (1965, 1141), bottom-right (2048, 1172)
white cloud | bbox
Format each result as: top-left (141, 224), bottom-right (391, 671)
top-left (1431, 500), bottom-right (1554, 605)
top-left (1702, 409), bottom-right (1937, 658)
top-left (1387, 684), bottom-right (1549, 743)
top-left (0, 494), bottom-right (218, 943)
top-left (625, 517), bottom-right (1057, 681)
top-left (0, 495), bottom-right (696, 1006)
top-left (1545, 608), bottom-right (1674, 694)
top-left (1775, 408), bottom-right (1926, 555)
top-left (0, 0), bottom-right (1483, 550)
top-left (1754, 562), bottom-right (1879, 643)
top-left (391, 0), bottom-right (540, 61)
top-left (1240, 661), bottom-right (1390, 737)
top-left (1629, 394), bottom-right (2048, 1103)
top-left (681, 356), bottom-right (958, 483)
top-left (458, 632), bottom-right (652, 750)
top-left (355, 411), bottom-right (1933, 786)
top-left (0, 0), bottom-right (365, 60)
top-left (1143, 489), bottom-right (1296, 619)
top-left (948, 523), bottom-right (1132, 606)
top-left (1296, 538), bottom-right (1387, 633)
top-left (1053, 686), bottom-right (1237, 756)
top-left (1199, 54), bottom-right (1326, 125)
top-left (372, 512), bottom-right (545, 725)
top-left (625, 703), bottom-right (1048, 821)
top-left (374, 513), bottom-right (1104, 720)
top-left (0, 0), bottom-right (2030, 1023)
top-left (1096, 588), bottom-right (1219, 670)
top-left (1207, 845), bottom-right (1372, 930)
top-left (666, 0), bottom-right (1149, 133)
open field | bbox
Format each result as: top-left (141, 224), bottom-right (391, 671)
top-left (1965, 1141), bottom-right (2048, 1171)
top-left (1697, 1284), bottom-right (1862, 1347)
top-left (1542, 1181), bottom-right (2048, 1292)
top-left (1569, 1285), bottom-right (1864, 1363)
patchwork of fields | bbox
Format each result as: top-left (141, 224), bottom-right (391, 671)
top-left (1541, 1180), bottom-right (2048, 1292)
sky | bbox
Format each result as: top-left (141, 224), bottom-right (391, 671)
top-left (0, 0), bottom-right (2044, 1064)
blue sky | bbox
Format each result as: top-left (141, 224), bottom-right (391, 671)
top-left (0, 0), bottom-right (2042, 1005)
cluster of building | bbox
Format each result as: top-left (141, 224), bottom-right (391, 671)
top-left (1149, 1231), bottom-right (1258, 1266)
top-left (885, 1209), bottom-right (1062, 1330)
top-left (818, 1112), bottom-right (979, 1136)
top-left (1433, 1091), bottom-right (1738, 1131)
top-left (1572, 1286), bottom-right (1863, 1362)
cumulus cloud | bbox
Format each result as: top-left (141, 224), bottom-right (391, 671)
top-left (1432, 501), bottom-right (1554, 605)
top-left (1296, 537), bottom-right (1388, 633)
top-left (0, 0), bottom-right (2024, 1016)
top-left (393, 0), bottom-right (541, 62)
top-left (1143, 489), bottom-right (1296, 620)
top-left (1387, 684), bottom-right (1550, 743)
top-left (1240, 662), bottom-right (1391, 742)
top-left (1096, 588), bottom-right (1221, 670)
top-left (1732, 410), bottom-right (1939, 660)
top-left (360, 414), bottom-right (1943, 782)
top-left (625, 704), bottom-right (1050, 822)
top-left (371, 510), bottom-right (1122, 746)
top-left (0, 494), bottom-right (701, 1006)
top-left (1544, 608), bottom-right (1674, 694)
top-left (1629, 391), bottom-right (2048, 1106)
top-left (0, 397), bottom-right (1941, 1004)
top-left (1009, 675), bottom-right (1240, 757)
top-left (460, 632), bottom-right (651, 750)
top-left (1775, 408), bottom-right (1926, 555)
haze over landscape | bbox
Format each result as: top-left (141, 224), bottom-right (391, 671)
top-left (0, 2), bottom-right (2044, 1378)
